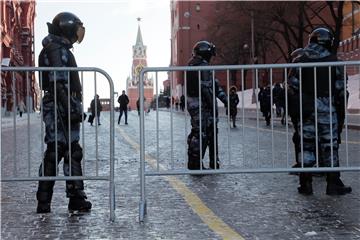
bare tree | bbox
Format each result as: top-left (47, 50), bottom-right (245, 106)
top-left (208, 2), bottom-right (251, 86)
top-left (206, 1), bottom-right (348, 87)
top-left (307, 1), bottom-right (345, 53)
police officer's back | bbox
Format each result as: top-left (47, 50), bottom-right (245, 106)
top-left (288, 27), bottom-right (351, 196)
top-left (258, 85), bottom-right (271, 125)
top-left (186, 41), bottom-right (227, 170)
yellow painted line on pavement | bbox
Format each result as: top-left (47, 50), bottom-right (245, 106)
top-left (116, 125), bottom-right (244, 240)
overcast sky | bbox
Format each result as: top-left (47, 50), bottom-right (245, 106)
top-left (34, 0), bottom-right (171, 108)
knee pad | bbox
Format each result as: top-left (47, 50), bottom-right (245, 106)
top-left (44, 151), bottom-right (57, 163)
top-left (188, 139), bottom-right (201, 161)
top-left (43, 142), bottom-right (66, 163)
top-left (40, 145), bottom-right (59, 177)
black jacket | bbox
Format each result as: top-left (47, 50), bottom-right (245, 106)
top-left (118, 94), bottom-right (129, 109)
top-left (91, 99), bottom-right (102, 115)
top-left (38, 34), bottom-right (81, 94)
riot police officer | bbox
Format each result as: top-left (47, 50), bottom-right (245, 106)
top-left (288, 27), bottom-right (351, 195)
top-left (229, 86), bottom-right (239, 128)
top-left (258, 85), bottom-right (271, 126)
top-left (37, 12), bottom-right (92, 213)
top-left (186, 41), bottom-right (227, 170)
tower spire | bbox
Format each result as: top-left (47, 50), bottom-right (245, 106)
top-left (136, 17), bottom-right (143, 46)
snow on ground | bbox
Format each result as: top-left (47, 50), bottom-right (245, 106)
top-left (348, 74), bottom-right (360, 110)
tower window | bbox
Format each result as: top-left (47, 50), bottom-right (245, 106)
top-left (195, 3), bottom-right (200, 12)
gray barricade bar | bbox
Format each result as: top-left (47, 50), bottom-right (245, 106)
top-left (1, 67), bottom-right (115, 221)
top-left (138, 61), bottom-right (360, 221)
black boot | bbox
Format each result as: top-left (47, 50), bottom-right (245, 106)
top-left (68, 195), bottom-right (92, 212)
top-left (188, 160), bottom-right (206, 170)
top-left (209, 160), bottom-right (220, 169)
top-left (36, 191), bottom-right (53, 213)
top-left (326, 172), bottom-right (352, 195)
top-left (298, 173), bottom-right (313, 195)
top-left (67, 183), bottom-right (92, 212)
top-left (36, 145), bottom-right (60, 213)
top-left (65, 142), bottom-right (92, 212)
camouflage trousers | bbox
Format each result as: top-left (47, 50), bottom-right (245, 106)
top-left (295, 111), bottom-right (339, 167)
top-left (42, 95), bottom-right (80, 145)
top-left (187, 124), bottom-right (219, 168)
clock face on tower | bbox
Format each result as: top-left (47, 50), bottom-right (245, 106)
top-left (135, 64), bottom-right (144, 76)
top-left (135, 47), bottom-right (143, 57)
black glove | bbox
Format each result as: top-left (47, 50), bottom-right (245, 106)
top-left (335, 90), bottom-right (349, 144)
top-left (69, 97), bottom-right (86, 123)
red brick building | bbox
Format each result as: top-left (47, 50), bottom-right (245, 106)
top-left (170, 1), bottom-right (216, 99)
top-left (170, 1), bottom-right (360, 95)
top-left (338, 2), bottom-right (360, 64)
top-left (1, 0), bottom-right (37, 116)
top-left (126, 23), bottom-right (154, 110)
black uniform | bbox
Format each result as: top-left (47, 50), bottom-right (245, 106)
top-left (288, 27), bottom-right (351, 195)
top-left (180, 94), bottom-right (185, 111)
top-left (258, 86), bottom-right (271, 126)
top-left (186, 41), bottom-right (227, 170)
top-left (229, 88), bottom-right (239, 127)
top-left (117, 92), bottom-right (129, 124)
top-left (90, 95), bottom-right (102, 125)
top-left (36, 12), bottom-right (91, 213)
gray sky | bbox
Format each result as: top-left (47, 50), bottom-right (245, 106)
top-left (35, 0), bottom-right (171, 108)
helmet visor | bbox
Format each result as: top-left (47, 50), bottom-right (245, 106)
top-left (76, 25), bottom-right (85, 43)
top-left (211, 44), bottom-right (216, 56)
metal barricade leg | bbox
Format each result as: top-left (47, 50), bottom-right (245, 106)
top-left (1, 67), bottom-right (116, 221)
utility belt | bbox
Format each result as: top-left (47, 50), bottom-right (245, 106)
top-left (43, 91), bottom-right (85, 123)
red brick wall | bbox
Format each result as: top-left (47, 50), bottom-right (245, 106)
top-left (1, 1), bottom-right (36, 113)
top-left (127, 87), bottom-right (154, 110)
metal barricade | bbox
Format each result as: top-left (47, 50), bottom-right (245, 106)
top-left (1, 67), bottom-right (115, 221)
top-left (138, 61), bottom-right (360, 221)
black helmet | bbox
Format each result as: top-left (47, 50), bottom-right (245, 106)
top-left (308, 27), bottom-right (333, 51)
top-left (192, 40), bottom-right (216, 62)
top-left (47, 12), bottom-right (85, 44)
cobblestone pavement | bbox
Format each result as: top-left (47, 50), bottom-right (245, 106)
top-left (1, 111), bottom-right (360, 239)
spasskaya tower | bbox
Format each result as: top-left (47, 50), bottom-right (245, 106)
top-left (126, 18), bottom-right (153, 109)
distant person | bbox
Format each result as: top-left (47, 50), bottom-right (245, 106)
top-left (136, 98), bottom-right (140, 115)
top-left (272, 83), bottom-right (283, 117)
top-left (175, 96), bottom-right (179, 111)
top-left (180, 94), bottom-right (185, 111)
top-left (166, 96), bottom-right (170, 108)
top-left (258, 86), bottom-right (271, 126)
top-left (136, 97), bottom-right (146, 116)
top-left (18, 100), bottom-right (26, 117)
top-left (273, 83), bottom-right (286, 125)
top-left (117, 90), bottom-right (129, 125)
top-left (229, 86), bottom-right (239, 128)
top-left (90, 94), bottom-right (102, 126)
